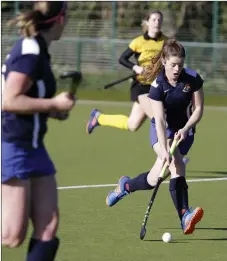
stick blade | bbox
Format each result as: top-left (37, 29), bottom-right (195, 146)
top-left (140, 226), bottom-right (146, 240)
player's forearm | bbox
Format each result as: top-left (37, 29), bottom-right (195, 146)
top-left (119, 48), bottom-right (135, 69)
top-left (2, 95), bottom-right (56, 114)
top-left (156, 118), bottom-right (168, 152)
top-left (183, 106), bottom-right (203, 132)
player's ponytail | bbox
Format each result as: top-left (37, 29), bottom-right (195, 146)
top-left (141, 20), bottom-right (149, 34)
top-left (7, 10), bottom-right (45, 37)
top-left (142, 38), bottom-right (185, 83)
top-left (142, 53), bottom-right (162, 83)
top-left (7, 1), bottom-right (67, 38)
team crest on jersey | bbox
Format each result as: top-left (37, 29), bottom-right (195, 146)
top-left (183, 84), bottom-right (191, 93)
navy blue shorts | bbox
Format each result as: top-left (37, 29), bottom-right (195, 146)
top-left (1, 141), bottom-right (56, 183)
top-left (150, 121), bottom-right (194, 155)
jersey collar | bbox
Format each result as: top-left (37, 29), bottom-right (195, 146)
top-left (143, 32), bottom-right (162, 41)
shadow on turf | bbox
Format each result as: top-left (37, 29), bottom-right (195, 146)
top-left (144, 237), bottom-right (227, 243)
top-left (144, 239), bottom-right (189, 243)
top-left (196, 227), bottom-right (227, 231)
top-left (188, 170), bottom-right (227, 177)
top-left (179, 238), bottom-right (227, 241)
top-left (162, 227), bottom-right (227, 231)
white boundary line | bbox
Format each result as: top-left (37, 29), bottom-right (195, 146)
top-left (77, 100), bottom-right (227, 111)
top-left (59, 100), bottom-right (226, 191)
top-left (58, 177), bottom-right (227, 190)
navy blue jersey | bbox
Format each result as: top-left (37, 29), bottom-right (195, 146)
top-left (148, 68), bottom-right (204, 133)
top-left (2, 35), bottom-right (56, 148)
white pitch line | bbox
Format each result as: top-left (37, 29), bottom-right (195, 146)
top-left (77, 100), bottom-right (227, 111)
top-left (57, 177), bottom-right (227, 190)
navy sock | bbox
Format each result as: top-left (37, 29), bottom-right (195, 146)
top-left (27, 238), bottom-right (38, 253)
top-left (169, 176), bottom-right (189, 220)
top-left (125, 172), bottom-right (155, 193)
top-left (26, 237), bottom-right (60, 261)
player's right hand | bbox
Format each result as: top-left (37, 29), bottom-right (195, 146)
top-left (53, 92), bottom-right (75, 111)
top-left (162, 150), bottom-right (172, 166)
top-left (132, 65), bottom-right (144, 75)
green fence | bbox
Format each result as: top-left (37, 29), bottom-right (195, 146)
top-left (1, 1), bottom-right (227, 95)
top-left (2, 36), bottom-right (226, 95)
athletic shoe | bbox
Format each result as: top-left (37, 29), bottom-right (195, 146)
top-left (181, 207), bottom-right (204, 235)
top-left (86, 109), bottom-right (101, 134)
top-left (106, 176), bottom-right (130, 207)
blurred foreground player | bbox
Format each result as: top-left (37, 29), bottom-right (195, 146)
top-left (1, 2), bottom-right (75, 261)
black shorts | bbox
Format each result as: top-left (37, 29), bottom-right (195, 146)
top-left (130, 80), bottom-right (150, 102)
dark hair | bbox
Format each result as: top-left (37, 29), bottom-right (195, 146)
top-left (142, 38), bottom-right (186, 82)
top-left (142, 10), bottom-right (163, 33)
top-left (7, 1), bottom-right (67, 37)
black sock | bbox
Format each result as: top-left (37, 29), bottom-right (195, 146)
top-left (169, 176), bottom-right (189, 220)
top-left (125, 172), bottom-right (155, 193)
top-left (26, 237), bottom-right (60, 261)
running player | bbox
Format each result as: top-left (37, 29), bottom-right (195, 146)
top-left (86, 10), bottom-right (167, 133)
top-left (2, 2), bottom-right (74, 261)
top-left (106, 39), bottom-right (204, 235)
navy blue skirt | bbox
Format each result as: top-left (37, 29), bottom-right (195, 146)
top-left (2, 141), bottom-right (56, 183)
top-left (150, 121), bottom-right (194, 155)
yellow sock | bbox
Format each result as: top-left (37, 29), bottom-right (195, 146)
top-left (98, 114), bottom-right (129, 130)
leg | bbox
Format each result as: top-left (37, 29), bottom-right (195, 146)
top-left (26, 176), bottom-right (59, 261)
top-left (86, 102), bottom-right (146, 134)
top-left (86, 81), bottom-right (149, 134)
top-left (105, 130), bottom-right (191, 207)
top-left (123, 140), bottom-right (190, 192)
top-left (138, 93), bottom-right (154, 120)
top-left (168, 141), bottom-right (204, 235)
top-left (105, 142), bottom-right (163, 207)
top-left (127, 102), bottom-right (146, 131)
top-left (2, 178), bottom-right (30, 248)
top-left (168, 147), bottom-right (188, 219)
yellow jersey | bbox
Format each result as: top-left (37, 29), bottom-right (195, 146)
top-left (129, 33), bottom-right (168, 84)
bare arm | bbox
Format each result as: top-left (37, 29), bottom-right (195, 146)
top-left (150, 99), bottom-right (168, 153)
top-left (2, 72), bottom-right (56, 114)
top-left (183, 88), bottom-right (204, 132)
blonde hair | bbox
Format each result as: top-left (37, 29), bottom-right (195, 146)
top-left (7, 1), bottom-right (66, 37)
top-left (141, 10), bottom-right (163, 34)
top-left (142, 38), bottom-right (186, 82)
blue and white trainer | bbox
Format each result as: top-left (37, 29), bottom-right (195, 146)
top-left (86, 109), bottom-right (101, 134)
top-left (181, 207), bottom-right (204, 235)
top-left (106, 176), bottom-right (131, 207)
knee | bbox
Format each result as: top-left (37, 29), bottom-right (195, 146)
top-left (147, 158), bottom-right (165, 186)
top-left (147, 174), bottom-right (158, 186)
top-left (33, 209), bottom-right (59, 241)
top-left (2, 227), bottom-right (26, 248)
top-left (170, 157), bottom-right (186, 176)
top-left (127, 119), bottom-right (139, 132)
top-left (176, 158), bottom-right (186, 173)
top-left (45, 212), bottom-right (59, 239)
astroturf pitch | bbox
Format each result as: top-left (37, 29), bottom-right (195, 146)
top-left (2, 102), bottom-right (227, 261)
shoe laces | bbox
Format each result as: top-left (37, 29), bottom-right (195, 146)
top-left (114, 185), bottom-right (121, 194)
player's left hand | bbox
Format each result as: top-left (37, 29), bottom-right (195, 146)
top-left (175, 128), bottom-right (188, 143)
top-left (49, 111), bottom-right (69, 121)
